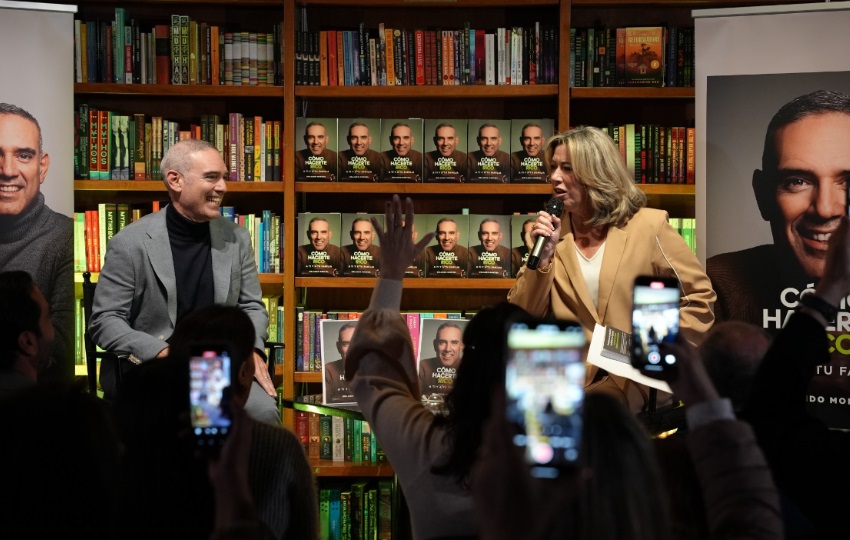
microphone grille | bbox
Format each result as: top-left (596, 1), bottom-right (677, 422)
top-left (545, 197), bottom-right (564, 216)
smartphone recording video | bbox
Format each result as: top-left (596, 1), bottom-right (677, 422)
top-left (630, 276), bottom-right (681, 373)
top-left (189, 345), bottom-right (233, 449)
top-left (505, 318), bottom-right (586, 478)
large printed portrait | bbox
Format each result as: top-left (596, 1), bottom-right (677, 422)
top-left (704, 71), bottom-right (850, 428)
top-left (1, 5), bottom-right (75, 381)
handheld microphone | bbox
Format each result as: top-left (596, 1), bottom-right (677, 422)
top-left (526, 197), bottom-right (564, 270)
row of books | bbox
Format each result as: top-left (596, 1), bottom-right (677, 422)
top-left (601, 123), bottom-right (696, 184)
top-left (75, 105), bottom-right (282, 182)
top-left (296, 22), bottom-right (558, 87)
top-left (261, 294), bottom-right (284, 369)
top-left (73, 9), bottom-right (282, 86)
top-left (74, 203), bottom-right (282, 274)
top-left (221, 208), bottom-right (284, 274)
top-left (669, 217), bottom-right (697, 254)
top-left (318, 479), bottom-right (394, 540)
top-left (570, 26), bottom-right (695, 88)
top-left (294, 404), bottom-right (387, 465)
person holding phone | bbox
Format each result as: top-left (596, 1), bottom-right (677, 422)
top-left (343, 194), bottom-right (533, 539)
top-left (740, 215), bottom-right (850, 537)
top-left (508, 126), bottom-right (716, 413)
top-left (472, 329), bottom-right (784, 540)
top-left (115, 304), bottom-right (318, 540)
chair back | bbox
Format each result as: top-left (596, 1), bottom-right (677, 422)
top-left (81, 271), bottom-right (99, 395)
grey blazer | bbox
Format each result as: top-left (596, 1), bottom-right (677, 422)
top-left (90, 207), bottom-right (269, 361)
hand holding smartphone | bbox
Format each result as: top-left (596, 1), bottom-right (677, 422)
top-left (505, 318), bottom-right (586, 478)
top-left (189, 343), bottom-right (234, 452)
top-left (630, 276), bottom-right (681, 373)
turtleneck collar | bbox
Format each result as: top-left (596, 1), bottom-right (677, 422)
top-left (0, 192), bottom-right (46, 242)
top-left (166, 203), bottom-right (211, 241)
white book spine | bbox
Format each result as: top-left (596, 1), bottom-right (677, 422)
top-left (485, 33), bottom-right (495, 86)
top-left (332, 416), bottom-right (345, 461)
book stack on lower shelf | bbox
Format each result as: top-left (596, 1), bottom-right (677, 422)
top-left (319, 479), bottom-right (394, 540)
top-left (294, 403), bottom-right (388, 465)
top-left (282, 396), bottom-right (400, 538)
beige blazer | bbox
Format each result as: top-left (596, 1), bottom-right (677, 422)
top-left (508, 207), bottom-right (716, 411)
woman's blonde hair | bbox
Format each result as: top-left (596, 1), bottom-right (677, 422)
top-left (544, 126), bottom-right (646, 228)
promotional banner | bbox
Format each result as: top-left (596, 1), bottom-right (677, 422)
top-left (0, 1), bottom-right (77, 380)
top-left (1, 1), bottom-right (76, 217)
top-left (696, 2), bottom-right (850, 428)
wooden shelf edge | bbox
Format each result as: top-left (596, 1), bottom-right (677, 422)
top-left (73, 0), bottom-right (280, 4)
top-left (310, 461), bottom-right (395, 478)
top-left (571, 87), bottom-right (695, 99)
top-left (74, 180), bottom-right (284, 192)
top-left (296, 183), bottom-right (692, 195)
top-left (78, 271), bottom-right (282, 283)
top-left (296, 182), bottom-right (552, 194)
top-left (571, 0), bottom-right (818, 6)
top-left (640, 184), bottom-right (694, 195)
top-left (304, 0), bottom-right (555, 5)
top-left (294, 372), bottom-right (323, 383)
top-left (75, 83), bottom-right (284, 97)
top-left (296, 84), bottom-right (557, 100)
top-left (295, 277), bottom-right (515, 289)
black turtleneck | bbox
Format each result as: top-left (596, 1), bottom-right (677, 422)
top-left (166, 204), bottom-right (215, 323)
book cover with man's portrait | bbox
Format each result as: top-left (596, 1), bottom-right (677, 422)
top-left (340, 213), bottom-right (384, 277)
top-left (423, 119), bottom-right (468, 183)
top-left (296, 212), bottom-right (342, 277)
top-left (320, 319), bottom-right (359, 405)
top-left (510, 213), bottom-right (537, 277)
top-left (422, 214), bottom-right (469, 278)
top-left (337, 118), bottom-right (384, 182)
top-left (295, 117), bottom-right (338, 181)
top-left (510, 118), bottom-right (554, 184)
top-left (467, 119), bottom-right (512, 183)
top-left (380, 118), bottom-right (424, 182)
top-left (467, 214), bottom-right (512, 278)
top-left (416, 317), bottom-right (470, 406)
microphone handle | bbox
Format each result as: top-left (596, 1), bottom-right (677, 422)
top-left (526, 235), bottom-right (548, 270)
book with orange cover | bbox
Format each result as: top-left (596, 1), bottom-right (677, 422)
top-left (624, 27), bottom-right (664, 87)
top-left (319, 30), bottom-right (328, 86)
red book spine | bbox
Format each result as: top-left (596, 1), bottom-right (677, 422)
top-left (327, 30), bottom-right (338, 86)
top-left (88, 108), bottom-right (100, 179)
top-left (415, 30), bottom-right (425, 86)
top-left (98, 110), bottom-right (110, 180)
top-left (228, 112), bottom-right (242, 181)
top-left (84, 210), bottom-right (95, 272)
top-left (686, 127), bottom-right (695, 184)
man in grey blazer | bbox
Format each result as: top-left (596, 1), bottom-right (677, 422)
top-left (89, 139), bottom-right (278, 424)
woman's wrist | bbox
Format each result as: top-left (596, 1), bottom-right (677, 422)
top-left (536, 257), bottom-right (553, 273)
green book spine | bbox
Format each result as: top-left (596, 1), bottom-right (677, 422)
top-left (344, 417), bottom-right (354, 462)
top-left (319, 488), bottom-right (331, 540)
top-left (352, 419), bottom-right (362, 463)
top-left (366, 488), bottom-right (377, 540)
top-left (320, 414), bottom-right (333, 460)
top-left (361, 422), bottom-right (372, 464)
top-left (377, 480), bottom-right (392, 540)
top-left (340, 490), bottom-right (351, 540)
top-left (350, 480), bottom-right (368, 540)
